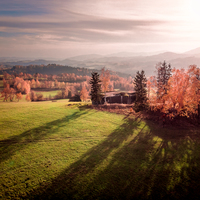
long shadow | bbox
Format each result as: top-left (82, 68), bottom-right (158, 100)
top-left (25, 116), bottom-right (141, 199)
top-left (21, 117), bottom-right (200, 199)
top-left (0, 109), bottom-right (89, 164)
top-left (89, 120), bottom-right (200, 199)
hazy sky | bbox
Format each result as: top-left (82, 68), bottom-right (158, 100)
top-left (0, 0), bottom-right (200, 59)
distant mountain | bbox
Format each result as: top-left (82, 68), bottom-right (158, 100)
top-left (0, 64), bottom-right (130, 78)
top-left (2, 47), bottom-right (200, 77)
top-left (184, 47), bottom-right (200, 55)
top-left (67, 54), bottom-right (103, 61)
top-left (0, 57), bottom-right (21, 62)
top-left (0, 59), bottom-right (57, 67)
top-left (0, 57), bottom-right (36, 62)
top-left (145, 52), bottom-right (184, 61)
top-left (107, 51), bottom-right (166, 57)
top-left (107, 52), bottom-right (141, 57)
top-left (169, 56), bottom-right (200, 69)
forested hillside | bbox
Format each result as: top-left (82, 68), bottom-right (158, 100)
top-left (0, 66), bottom-right (133, 102)
top-left (0, 64), bottom-right (129, 78)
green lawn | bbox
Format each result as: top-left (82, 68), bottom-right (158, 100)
top-left (1, 101), bottom-right (200, 199)
top-left (0, 90), bottom-right (66, 102)
top-left (34, 90), bottom-right (60, 98)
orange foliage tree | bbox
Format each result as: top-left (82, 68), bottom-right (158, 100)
top-left (148, 65), bottom-right (200, 118)
top-left (26, 93), bottom-right (31, 101)
top-left (100, 67), bottom-right (110, 93)
top-left (100, 67), bottom-right (110, 103)
top-left (16, 92), bottom-right (23, 101)
top-left (9, 88), bottom-right (16, 101)
top-left (1, 84), bottom-right (11, 101)
top-left (0, 83), bottom-right (17, 102)
top-left (14, 77), bottom-right (30, 94)
top-left (80, 85), bottom-right (88, 101)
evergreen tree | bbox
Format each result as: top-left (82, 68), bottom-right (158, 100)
top-left (156, 61), bottom-right (172, 98)
top-left (90, 72), bottom-right (102, 105)
top-left (133, 70), bottom-right (148, 112)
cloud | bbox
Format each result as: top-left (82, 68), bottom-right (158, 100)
top-left (0, 9), bottom-right (168, 44)
top-left (0, 0), bottom-right (199, 58)
top-left (0, 17), bottom-right (165, 30)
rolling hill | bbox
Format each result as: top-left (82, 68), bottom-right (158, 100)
top-left (1, 47), bottom-right (200, 77)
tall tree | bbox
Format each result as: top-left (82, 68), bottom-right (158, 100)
top-left (156, 61), bottom-right (172, 99)
top-left (80, 85), bottom-right (88, 102)
top-left (188, 65), bottom-right (200, 119)
top-left (100, 67), bottom-right (110, 92)
top-left (133, 70), bottom-right (148, 112)
top-left (100, 67), bottom-right (110, 103)
top-left (90, 72), bottom-right (102, 105)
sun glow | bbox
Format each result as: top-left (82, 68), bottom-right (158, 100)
top-left (187, 0), bottom-right (200, 20)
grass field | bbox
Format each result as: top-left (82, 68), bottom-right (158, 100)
top-left (0, 90), bottom-right (63, 102)
top-left (1, 101), bottom-right (200, 199)
top-left (33, 90), bottom-right (60, 98)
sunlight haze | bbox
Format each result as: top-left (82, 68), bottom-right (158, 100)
top-left (0, 0), bottom-right (200, 59)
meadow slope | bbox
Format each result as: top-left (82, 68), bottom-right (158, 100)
top-left (1, 101), bottom-right (200, 199)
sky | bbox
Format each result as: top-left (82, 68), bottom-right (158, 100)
top-left (0, 0), bottom-right (200, 59)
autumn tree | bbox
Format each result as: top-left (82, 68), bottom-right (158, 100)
top-left (80, 85), bottom-right (88, 101)
top-left (3, 79), bottom-right (7, 88)
top-left (133, 70), bottom-right (148, 112)
top-left (1, 84), bottom-right (11, 102)
top-left (14, 77), bottom-right (30, 94)
top-left (16, 92), bottom-right (23, 101)
top-left (100, 67), bottom-right (110, 92)
top-left (188, 65), bottom-right (200, 118)
top-left (147, 75), bottom-right (157, 102)
top-left (35, 79), bottom-right (41, 88)
top-left (9, 88), bottom-right (16, 101)
top-left (30, 79), bottom-right (36, 88)
top-left (30, 91), bottom-right (37, 101)
top-left (100, 67), bottom-right (110, 103)
top-left (26, 93), bottom-right (31, 101)
top-left (148, 66), bottom-right (200, 119)
top-left (90, 72), bottom-right (102, 105)
top-left (69, 86), bottom-right (75, 98)
top-left (61, 86), bottom-right (69, 99)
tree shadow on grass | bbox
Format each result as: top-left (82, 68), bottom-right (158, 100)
top-left (25, 116), bottom-right (142, 199)
top-left (99, 120), bottom-right (200, 200)
top-left (19, 117), bottom-right (200, 199)
top-left (0, 109), bottom-right (89, 164)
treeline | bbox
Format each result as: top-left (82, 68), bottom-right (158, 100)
top-left (131, 61), bottom-right (200, 122)
top-left (0, 64), bottom-right (129, 78)
top-left (0, 69), bottom-right (133, 102)
top-left (147, 63), bottom-right (200, 119)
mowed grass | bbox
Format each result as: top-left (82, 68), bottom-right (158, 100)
top-left (0, 90), bottom-right (67, 102)
top-left (1, 102), bottom-right (200, 199)
top-left (34, 90), bottom-right (60, 98)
